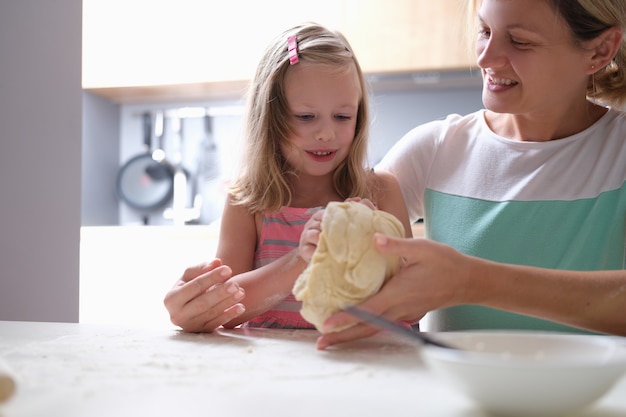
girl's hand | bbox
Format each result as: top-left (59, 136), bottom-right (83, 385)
top-left (163, 259), bottom-right (246, 333)
top-left (298, 209), bottom-right (324, 263)
top-left (299, 199), bottom-right (377, 263)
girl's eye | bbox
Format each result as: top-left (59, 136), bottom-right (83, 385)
top-left (478, 29), bottom-right (491, 39)
top-left (295, 114), bottom-right (314, 121)
top-left (335, 115), bottom-right (352, 121)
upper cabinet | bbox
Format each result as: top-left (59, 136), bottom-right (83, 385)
top-left (339, 0), bottom-right (473, 73)
top-left (83, 0), bottom-right (474, 104)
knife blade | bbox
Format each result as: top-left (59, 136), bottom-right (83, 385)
top-left (344, 306), bottom-right (457, 349)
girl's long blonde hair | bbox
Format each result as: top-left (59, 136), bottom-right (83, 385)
top-left (229, 22), bottom-right (372, 214)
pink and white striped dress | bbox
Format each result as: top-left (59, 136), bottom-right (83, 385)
top-left (242, 206), bottom-right (322, 329)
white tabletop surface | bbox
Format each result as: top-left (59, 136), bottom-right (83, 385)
top-left (0, 321), bottom-right (625, 417)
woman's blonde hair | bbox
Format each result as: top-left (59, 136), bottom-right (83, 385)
top-left (562, 0), bottom-right (626, 107)
top-left (467, 0), bottom-right (626, 107)
top-left (229, 22), bottom-right (372, 213)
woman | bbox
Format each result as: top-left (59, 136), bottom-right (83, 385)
top-left (316, 0), bottom-right (626, 349)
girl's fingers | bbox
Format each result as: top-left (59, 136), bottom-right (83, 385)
top-left (186, 265), bottom-right (232, 295)
top-left (165, 260), bottom-right (228, 310)
top-left (199, 303), bottom-right (246, 332)
top-left (167, 264), bottom-right (232, 312)
top-left (164, 264), bottom-right (236, 329)
top-left (173, 282), bottom-right (245, 332)
top-left (179, 259), bottom-right (223, 283)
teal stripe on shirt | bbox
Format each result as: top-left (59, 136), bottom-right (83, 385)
top-left (422, 183), bottom-right (626, 333)
top-left (424, 184), bottom-right (626, 270)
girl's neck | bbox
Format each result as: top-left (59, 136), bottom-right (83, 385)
top-left (289, 173), bottom-right (342, 208)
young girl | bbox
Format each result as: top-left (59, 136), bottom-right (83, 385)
top-left (164, 22), bottom-right (411, 331)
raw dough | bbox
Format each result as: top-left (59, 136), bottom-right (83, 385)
top-left (293, 201), bottom-right (404, 332)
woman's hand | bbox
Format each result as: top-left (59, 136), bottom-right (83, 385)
top-left (316, 234), bottom-right (472, 349)
top-left (163, 259), bottom-right (246, 333)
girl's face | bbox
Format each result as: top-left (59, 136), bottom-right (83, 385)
top-left (476, 0), bottom-right (592, 115)
top-left (281, 62), bottom-right (360, 178)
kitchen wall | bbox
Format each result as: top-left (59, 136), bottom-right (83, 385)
top-left (100, 70), bottom-right (484, 226)
top-left (80, 71), bottom-right (484, 326)
top-left (82, 92), bottom-right (120, 225)
top-left (0, 0), bottom-right (82, 322)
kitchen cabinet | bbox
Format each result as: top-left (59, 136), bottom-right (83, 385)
top-left (83, 0), bottom-right (474, 104)
top-left (339, 0), bottom-right (473, 74)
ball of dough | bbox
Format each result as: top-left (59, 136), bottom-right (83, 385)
top-left (293, 201), bottom-right (404, 332)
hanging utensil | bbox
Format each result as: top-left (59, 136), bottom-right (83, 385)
top-left (162, 112), bottom-right (200, 225)
top-left (146, 110), bottom-right (174, 181)
top-left (116, 111), bottom-right (174, 218)
top-left (196, 110), bottom-right (222, 224)
top-left (198, 111), bottom-right (219, 181)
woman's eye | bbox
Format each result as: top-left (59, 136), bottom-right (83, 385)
top-left (511, 38), bottom-right (531, 47)
top-left (478, 29), bottom-right (491, 39)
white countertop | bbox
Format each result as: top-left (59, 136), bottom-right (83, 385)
top-left (0, 321), bottom-right (625, 417)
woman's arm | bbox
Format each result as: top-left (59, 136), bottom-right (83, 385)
top-left (317, 235), bottom-right (626, 349)
top-left (473, 256), bottom-right (626, 335)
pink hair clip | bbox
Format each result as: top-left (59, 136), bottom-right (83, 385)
top-left (288, 35), bottom-right (299, 65)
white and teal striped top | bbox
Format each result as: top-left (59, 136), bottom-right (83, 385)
top-left (377, 108), bottom-right (626, 333)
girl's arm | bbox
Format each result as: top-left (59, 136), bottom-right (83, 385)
top-left (216, 170), bottom-right (412, 328)
top-left (215, 196), bottom-right (308, 328)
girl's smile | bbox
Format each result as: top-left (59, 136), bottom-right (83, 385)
top-left (306, 149), bottom-right (337, 163)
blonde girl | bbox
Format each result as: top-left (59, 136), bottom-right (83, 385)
top-left (164, 22), bottom-right (410, 332)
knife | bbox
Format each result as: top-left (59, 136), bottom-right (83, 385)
top-left (344, 306), bottom-right (457, 349)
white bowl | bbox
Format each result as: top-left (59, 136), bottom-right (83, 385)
top-left (420, 331), bottom-right (626, 417)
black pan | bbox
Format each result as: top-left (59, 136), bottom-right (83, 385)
top-left (116, 111), bottom-right (174, 213)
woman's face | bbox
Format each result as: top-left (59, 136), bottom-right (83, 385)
top-left (281, 61), bottom-right (360, 178)
top-left (475, 0), bottom-right (592, 115)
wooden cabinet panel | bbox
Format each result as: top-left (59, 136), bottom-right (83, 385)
top-left (83, 0), bottom-right (474, 103)
top-left (339, 0), bottom-right (473, 73)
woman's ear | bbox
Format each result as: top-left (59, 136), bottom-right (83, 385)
top-left (588, 26), bottom-right (623, 73)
